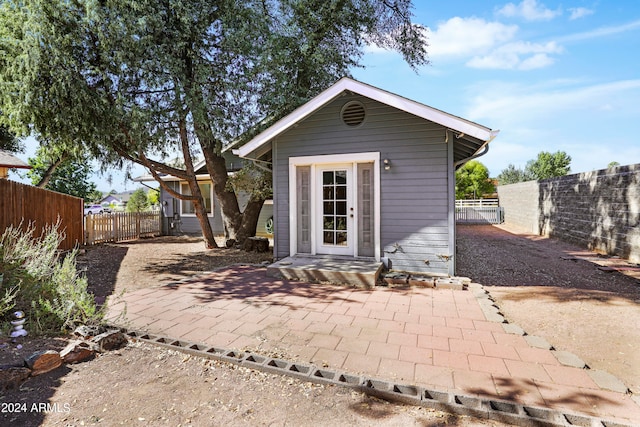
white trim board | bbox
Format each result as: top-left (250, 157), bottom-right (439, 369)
top-left (239, 77), bottom-right (498, 160)
top-left (288, 152), bottom-right (381, 261)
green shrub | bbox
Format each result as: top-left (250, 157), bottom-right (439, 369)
top-left (0, 222), bottom-right (104, 335)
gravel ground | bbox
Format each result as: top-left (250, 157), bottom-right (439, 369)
top-left (457, 224), bottom-right (640, 395)
top-left (3, 227), bottom-right (637, 426)
top-left (1, 236), bottom-right (506, 427)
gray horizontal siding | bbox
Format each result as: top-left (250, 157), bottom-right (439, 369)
top-left (273, 93), bottom-right (452, 275)
top-left (160, 183), bottom-right (225, 235)
top-left (160, 181), bottom-right (272, 238)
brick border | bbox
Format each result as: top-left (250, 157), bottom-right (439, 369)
top-left (470, 283), bottom-right (634, 396)
top-left (118, 328), bottom-right (634, 427)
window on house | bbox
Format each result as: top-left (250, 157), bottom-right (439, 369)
top-left (180, 182), bottom-right (213, 215)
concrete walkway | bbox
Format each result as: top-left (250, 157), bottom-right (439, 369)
top-left (106, 265), bottom-right (640, 425)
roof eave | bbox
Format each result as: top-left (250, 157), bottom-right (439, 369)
top-left (237, 77), bottom-right (497, 160)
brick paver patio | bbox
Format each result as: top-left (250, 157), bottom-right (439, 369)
top-left (106, 265), bottom-right (640, 424)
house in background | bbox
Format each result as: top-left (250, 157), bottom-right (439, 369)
top-left (0, 150), bottom-right (31, 180)
top-left (100, 191), bottom-right (134, 210)
top-left (236, 78), bottom-right (498, 277)
top-left (135, 156), bottom-right (273, 238)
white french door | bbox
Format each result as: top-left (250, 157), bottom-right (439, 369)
top-left (316, 164), bottom-right (353, 255)
top-left (289, 152), bottom-right (380, 261)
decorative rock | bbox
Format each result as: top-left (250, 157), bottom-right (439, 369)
top-left (0, 365), bottom-right (31, 390)
top-left (73, 324), bottom-right (107, 339)
top-left (24, 350), bottom-right (63, 376)
top-left (553, 350), bottom-right (587, 368)
top-left (60, 340), bottom-right (96, 364)
top-left (525, 335), bottom-right (554, 350)
top-left (435, 278), bottom-right (464, 290)
top-left (383, 273), bottom-right (409, 285)
top-left (502, 323), bottom-right (526, 336)
top-left (244, 237), bottom-right (269, 252)
top-left (91, 330), bottom-right (128, 352)
top-left (587, 370), bottom-right (630, 394)
top-left (408, 276), bottom-right (435, 288)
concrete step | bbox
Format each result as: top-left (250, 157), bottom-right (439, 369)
top-left (267, 256), bottom-right (383, 288)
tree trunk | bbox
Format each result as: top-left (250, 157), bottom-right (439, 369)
top-left (236, 198), bottom-right (266, 242)
top-left (36, 152), bottom-right (69, 188)
top-left (187, 180), bottom-right (217, 249)
top-left (201, 149), bottom-right (241, 236)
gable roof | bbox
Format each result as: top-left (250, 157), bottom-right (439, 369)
top-left (0, 150), bottom-right (31, 169)
top-left (236, 77), bottom-right (499, 163)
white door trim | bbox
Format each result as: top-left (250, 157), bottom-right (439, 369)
top-left (289, 152), bottom-right (380, 260)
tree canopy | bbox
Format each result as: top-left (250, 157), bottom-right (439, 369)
top-left (0, 124), bottom-right (22, 153)
top-left (496, 164), bottom-right (534, 185)
top-left (0, 0), bottom-right (428, 247)
top-left (27, 147), bottom-right (98, 201)
top-left (525, 151), bottom-right (571, 180)
top-left (126, 188), bottom-right (149, 212)
top-left (497, 151), bottom-right (572, 185)
top-left (455, 160), bottom-right (495, 199)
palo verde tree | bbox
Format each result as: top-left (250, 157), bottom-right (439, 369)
top-left (0, 0), bottom-right (428, 248)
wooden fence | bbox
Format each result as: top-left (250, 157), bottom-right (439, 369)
top-left (455, 199), bottom-right (504, 224)
top-left (84, 211), bottom-right (161, 245)
top-left (0, 179), bottom-right (84, 250)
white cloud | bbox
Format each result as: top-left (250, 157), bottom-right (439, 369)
top-left (466, 79), bottom-right (640, 124)
top-left (497, 0), bottom-right (561, 21)
top-left (466, 41), bottom-right (562, 70)
top-left (559, 19), bottom-right (640, 43)
top-left (568, 7), bottom-right (594, 20)
top-left (427, 17), bottom-right (517, 58)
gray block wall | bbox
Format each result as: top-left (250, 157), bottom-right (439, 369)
top-left (498, 164), bottom-right (640, 263)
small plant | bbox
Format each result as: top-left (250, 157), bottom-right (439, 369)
top-left (0, 222), bottom-right (104, 335)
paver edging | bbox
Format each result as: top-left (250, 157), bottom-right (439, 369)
top-left (470, 284), bottom-right (637, 401)
top-left (116, 326), bottom-right (636, 427)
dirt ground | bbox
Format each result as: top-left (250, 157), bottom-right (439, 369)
top-left (1, 236), bottom-right (504, 427)
top-left (457, 224), bottom-right (640, 395)
top-left (2, 227), bottom-right (638, 426)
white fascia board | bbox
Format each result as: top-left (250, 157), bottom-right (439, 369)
top-left (238, 80), bottom-right (351, 159)
top-left (238, 77), bottom-right (495, 159)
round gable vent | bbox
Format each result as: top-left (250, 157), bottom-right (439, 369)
top-left (341, 101), bottom-right (366, 127)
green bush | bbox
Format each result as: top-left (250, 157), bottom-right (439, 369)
top-left (0, 222), bottom-right (103, 335)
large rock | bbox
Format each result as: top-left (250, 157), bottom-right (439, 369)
top-left (60, 340), bottom-right (95, 364)
top-left (244, 237), bottom-right (269, 252)
top-left (73, 324), bottom-right (107, 339)
top-left (0, 365), bottom-right (31, 390)
top-left (91, 330), bottom-right (127, 352)
top-left (24, 350), bottom-right (63, 376)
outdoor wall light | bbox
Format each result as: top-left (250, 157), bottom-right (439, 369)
top-left (383, 159), bottom-right (391, 170)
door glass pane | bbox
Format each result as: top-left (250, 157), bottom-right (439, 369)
top-left (323, 171), bottom-right (334, 185)
top-left (323, 231), bottom-right (334, 245)
top-left (335, 170), bottom-right (347, 184)
top-left (336, 186), bottom-right (346, 200)
top-left (323, 216), bottom-right (334, 230)
top-left (336, 201), bottom-right (347, 215)
top-left (323, 201), bottom-right (334, 215)
top-left (323, 187), bottom-right (334, 199)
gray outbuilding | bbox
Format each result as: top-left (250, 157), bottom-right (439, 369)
top-left (237, 78), bottom-right (498, 276)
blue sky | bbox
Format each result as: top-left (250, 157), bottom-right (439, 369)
top-left (14, 0), bottom-right (640, 190)
top-left (353, 0), bottom-right (640, 178)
